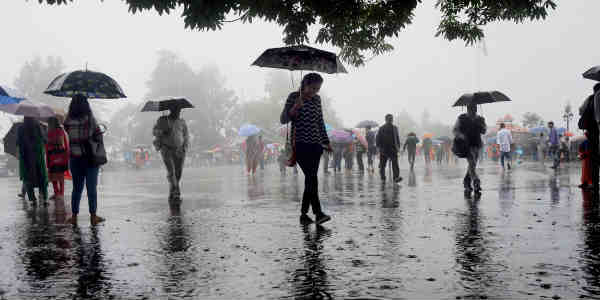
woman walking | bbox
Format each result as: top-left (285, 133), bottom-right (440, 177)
top-left (16, 117), bottom-right (48, 205)
top-left (280, 73), bottom-right (332, 225)
top-left (245, 135), bottom-right (261, 175)
top-left (45, 116), bottom-right (70, 200)
top-left (64, 94), bottom-right (105, 225)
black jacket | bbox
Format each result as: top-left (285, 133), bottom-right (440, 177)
top-left (376, 123), bottom-right (400, 155)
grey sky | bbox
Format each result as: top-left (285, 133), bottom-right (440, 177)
top-left (1, 1), bottom-right (599, 130)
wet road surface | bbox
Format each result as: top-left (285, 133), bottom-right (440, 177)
top-left (0, 159), bottom-right (599, 299)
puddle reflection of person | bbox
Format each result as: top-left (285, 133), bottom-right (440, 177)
top-left (291, 226), bottom-right (332, 299)
top-left (580, 190), bottom-right (600, 295)
top-left (72, 227), bottom-right (111, 298)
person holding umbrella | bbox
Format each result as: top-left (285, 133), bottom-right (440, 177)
top-left (280, 73), bottom-right (332, 225)
top-left (578, 83), bottom-right (600, 194)
top-left (153, 105), bottom-right (189, 202)
top-left (64, 94), bottom-right (105, 225)
top-left (453, 104), bottom-right (487, 194)
top-left (245, 135), bottom-right (262, 175)
top-left (16, 116), bottom-right (49, 205)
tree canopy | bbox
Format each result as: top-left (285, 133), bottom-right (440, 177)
top-left (38, 0), bottom-right (556, 67)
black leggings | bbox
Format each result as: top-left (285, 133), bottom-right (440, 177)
top-left (296, 142), bottom-right (324, 215)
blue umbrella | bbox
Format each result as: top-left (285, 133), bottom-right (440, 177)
top-left (325, 123), bottom-right (332, 132)
top-left (0, 86), bottom-right (25, 105)
top-left (238, 124), bottom-right (261, 137)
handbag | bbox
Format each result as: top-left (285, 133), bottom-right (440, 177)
top-left (84, 131), bottom-right (108, 167)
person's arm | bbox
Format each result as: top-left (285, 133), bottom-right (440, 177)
top-left (153, 117), bottom-right (163, 137)
top-left (376, 128), bottom-right (382, 148)
top-left (453, 117), bottom-right (463, 139)
top-left (316, 98), bottom-right (330, 145)
top-left (594, 91), bottom-right (600, 125)
top-left (183, 120), bottom-right (189, 152)
top-left (280, 93), bottom-right (297, 124)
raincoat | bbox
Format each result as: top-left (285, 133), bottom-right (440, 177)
top-left (17, 119), bottom-right (48, 196)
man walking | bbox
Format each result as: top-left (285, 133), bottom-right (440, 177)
top-left (153, 107), bottom-right (189, 202)
top-left (356, 136), bottom-right (367, 172)
top-left (366, 126), bottom-right (377, 173)
top-left (579, 83), bottom-right (600, 194)
top-left (453, 103), bottom-right (487, 194)
top-left (548, 121), bottom-right (560, 169)
top-left (376, 114), bottom-right (402, 183)
top-left (402, 132), bottom-right (419, 169)
top-left (497, 123), bottom-right (513, 169)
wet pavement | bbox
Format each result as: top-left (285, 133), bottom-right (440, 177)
top-left (0, 159), bottom-right (599, 299)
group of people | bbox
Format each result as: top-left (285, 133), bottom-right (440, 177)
top-left (16, 94), bottom-right (106, 225)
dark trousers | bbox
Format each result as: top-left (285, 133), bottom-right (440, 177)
top-left (333, 151), bottom-right (342, 172)
top-left (500, 151), bottom-right (511, 167)
top-left (70, 157), bottom-right (99, 214)
top-left (367, 150), bottom-right (375, 167)
top-left (356, 151), bottom-right (365, 171)
top-left (379, 152), bottom-right (399, 180)
top-left (407, 149), bottom-right (416, 168)
top-left (589, 125), bottom-right (600, 194)
top-left (161, 148), bottom-right (185, 198)
top-left (296, 142), bottom-right (324, 215)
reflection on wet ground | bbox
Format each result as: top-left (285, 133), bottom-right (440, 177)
top-left (0, 160), bottom-right (599, 298)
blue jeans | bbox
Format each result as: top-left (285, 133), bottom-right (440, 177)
top-left (500, 151), bottom-right (511, 167)
top-left (70, 157), bottom-right (99, 215)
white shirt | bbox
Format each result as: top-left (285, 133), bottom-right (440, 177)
top-left (497, 128), bottom-right (513, 153)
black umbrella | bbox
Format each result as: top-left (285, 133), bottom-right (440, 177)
top-left (583, 66), bottom-right (600, 81)
top-left (356, 120), bottom-right (378, 128)
top-left (3, 122), bottom-right (22, 157)
top-left (452, 91), bottom-right (511, 107)
top-left (141, 98), bottom-right (194, 112)
top-left (252, 45), bottom-right (348, 74)
top-left (44, 70), bottom-right (126, 99)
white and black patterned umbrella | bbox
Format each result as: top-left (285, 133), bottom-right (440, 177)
top-left (583, 66), bottom-right (600, 81)
top-left (44, 70), bottom-right (126, 99)
top-left (252, 45), bottom-right (348, 74)
top-left (141, 97), bottom-right (194, 112)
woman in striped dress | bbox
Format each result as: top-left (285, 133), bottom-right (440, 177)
top-left (281, 73), bottom-right (332, 225)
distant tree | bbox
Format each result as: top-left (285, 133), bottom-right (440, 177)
top-left (395, 109), bottom-right (419, 138)
top-left (128, 50), bottom-right (238, 149)
top-left (38, 0), bottom-right (557, 67)
top-left (13, 56), bottom-right (66, 106)
top-left (522, 112), bottom-right (543, 128)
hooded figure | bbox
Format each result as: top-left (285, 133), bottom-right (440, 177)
top-left (453, 104), bottom-right (486, 193)
top-left (17, 117), bottom-right (48, 203)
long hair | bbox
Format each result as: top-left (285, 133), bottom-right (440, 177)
top-left (300, 73), bottom-right (324, 90)
top-left (67, 94), bottom-right (93, 120)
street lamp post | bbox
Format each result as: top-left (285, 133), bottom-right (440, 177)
top-left (563, 111), bottom-right (573, 133)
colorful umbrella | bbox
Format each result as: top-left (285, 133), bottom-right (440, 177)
top-left (351, 129), bottom-right (368, 148)
top-left (423, 133), bottom-right (433, 139)
top-left (44, 70), bottom-right (126, 99)
top-left (252, 45), bottom-right (348, 74)
top-left (329, 129), bottom-right (353, 144)
top-left (0, 86), bottom-right (25, 105)
top-left (238, 124), bottom-right (261, 137)
top-left (0, 100), bottom-right (55, 118)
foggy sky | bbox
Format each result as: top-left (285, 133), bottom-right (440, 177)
top-left (1, 1), bottom-right (599, 130)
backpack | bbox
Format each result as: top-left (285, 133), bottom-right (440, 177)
top-left (579, 95), bottom-right (595, 130)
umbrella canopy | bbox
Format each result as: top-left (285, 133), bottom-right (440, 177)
top-left (0, 100), bottom-right (55, 118)
top-left (355, 120), bottom-right (378, 128)
top-left (252, 45), bottom-right (348, 74)
top-left (141, 97), bottom-right (194, 112)
top-left (583, 66), bottom-right (600, 81)
top-left (435, 136), bottom-right (451, 142)
top-left (351, 129), bottom-right (368, 148)
top-left (44, 70), bottom-right (126, 99)
top-left (0, 86), bottom-right (25, 105)
top-left (238, 124), bottom-right (261, 137)
top-left (423, 133), bottom-right (433, 139)
top-left (452, 91), bottom-right (511, 107)
top-left (329, 129), bottom-right (353, 144)
top-left (2, 122), bottom-right (21, 157)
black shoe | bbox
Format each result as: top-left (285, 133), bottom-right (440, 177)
top-left (394, 177), bottom-right (403, 183)
top-left (315, 214), bottom-right (331, 225)
top-left (300, 214), bottom-right (314, 225)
